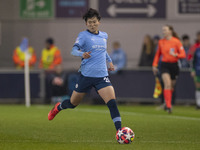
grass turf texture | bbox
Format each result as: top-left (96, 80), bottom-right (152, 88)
top-left (0, 104), bottom-right (200, 150)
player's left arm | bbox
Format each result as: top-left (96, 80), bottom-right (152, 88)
top-left (106, 52), bottom-right (112, 62)
top-left (176, 40), bottom-right (186, 59)
top-left (106, 52), bottom-right (115, 71)
top-left (105, 33), bottom-right (114, 71)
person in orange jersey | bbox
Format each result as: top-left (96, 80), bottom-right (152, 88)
top-left (13, 38), bottom-right (36, 69)
top-left (152, 25), bottom-right (186, 113)
top-left (187, 31), bottom-right (200, 61)
top-left (39, 38), bottom-right (62, 70)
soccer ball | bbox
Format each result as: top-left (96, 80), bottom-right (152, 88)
top-left (116, 127), bottom-right (135, 144)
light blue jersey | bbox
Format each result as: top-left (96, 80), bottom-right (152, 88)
top-left (71, 30), bottom-right (112, 77)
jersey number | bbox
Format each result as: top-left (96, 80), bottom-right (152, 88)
top-left (104, 77), bottom-right (110, 83)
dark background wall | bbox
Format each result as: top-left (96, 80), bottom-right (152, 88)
top-left (0, 70), bottom-right (195, 103)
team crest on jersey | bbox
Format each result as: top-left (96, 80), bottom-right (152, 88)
top-left (75, 84), bottom-right (78, 88)
top-left (103, 38), bottom-right (106, 42)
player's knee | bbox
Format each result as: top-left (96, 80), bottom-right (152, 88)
top-left (164, 82), bottom-right (171, 89)
top-left (164, 85), bottom-right (171, 89)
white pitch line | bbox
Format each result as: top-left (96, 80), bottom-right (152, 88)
top-left (138, 140), bottom-right (200, 144)
top-left (74, 108), bottom-right (200, 121)
top-left (71, 140), bottom-right (200, 144)
top-left (1, 139), bottom-right (199, 144)
top-left (35, 106), bottom-right (200, 121)
top-left (0, 139), bottom-right (115, 144)
top-left (71, 140), bottom-right (115, 143)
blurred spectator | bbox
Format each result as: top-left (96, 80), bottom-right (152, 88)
top-left (39, 38), bottom-right (62, 70)
top-left (138, 35), bottom-right (154, 67)
top-left (191, 47), bottom-right (200, 109)
top-left (48, 65), bottom-right (69, 104)
top-left (110, 41), bottom-right (127, 74)
top-left (180, 34), bottom-right (191, 68)
top-left (187, 31), bottom-right (200, 61)
top-left (13, 38), bottom-right (36, 69)
top-left (153, 35), bottom-right (160, 51)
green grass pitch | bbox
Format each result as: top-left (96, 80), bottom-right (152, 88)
top-left (0, 104), bottom-right (200, 150)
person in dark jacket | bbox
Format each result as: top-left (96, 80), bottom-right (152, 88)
top-left (49, 65), bottom-right (69, 104)
top-left (138, 35), bottom-right (154, 67)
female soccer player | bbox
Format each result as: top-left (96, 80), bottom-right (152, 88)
top-left (152, 25), bottom-right (186, 113)
top-left (48, 8), bottom-right (121, 131)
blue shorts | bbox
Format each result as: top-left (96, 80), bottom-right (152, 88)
top-left (74, 74), bottom-right (112, 93)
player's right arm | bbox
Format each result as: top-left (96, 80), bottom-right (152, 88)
top-left (71, 32), bottom-right (91, 59)
top-left (152, 41), bottom-right (161, 67)
top-left (152, 41), bottom-right (161, 75)
top-left (71, 46), bottom-right (84, 57)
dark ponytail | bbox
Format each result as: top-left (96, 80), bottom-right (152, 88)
top-left (166, 25), bottom-right (179, 39)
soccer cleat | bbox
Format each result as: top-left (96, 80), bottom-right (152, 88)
top-left (48, 102), bottom-right (61, 120)
top-left (196, 106), bottom-right (200, 110)
top-left (164, 104), bottom-right (167, 111)
top-left (167, 107), bottom-right (172, 114)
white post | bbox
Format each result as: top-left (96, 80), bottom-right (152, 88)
top-left (24, 51), bottom-right (31, 107)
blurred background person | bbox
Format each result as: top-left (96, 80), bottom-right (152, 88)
top-left (110, 41), bottom-right (127, 74)
top-left (13, 38), bottom-right (36, 69)
top-left (180, 34), bottom-right (191, 68)
top-left (39, 38), bottom-right (62, 70)
top-left (191, 46), bottom-right (200, 109)
top-left (187, 31), bottom-right (200, 62)
top-left (48, 65), bottom-right (70, 104)
top-left (153, 35), bottom-right (178, 107)
top-left (152, 35), bottom-right (163, 99)
top-left (153, 35), bottom-right (160, 52)
top-left (138, 35), bottom-right (154, 67)
top-left (152, 25), bottom-right (186, 113)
